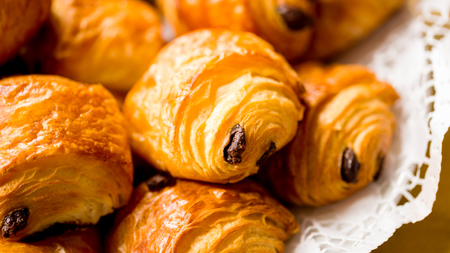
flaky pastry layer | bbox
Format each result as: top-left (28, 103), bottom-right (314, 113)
top-left (123, 29), bottom-right (304, 184)
top-left (108, 178), bottom-right (299, 253)
top-left (157, 0), bottom-right (404, 61)
top-left (305, 0), bottom-right (405, 60)
top-left (0, 75), bottom-right (133, 240)
top-left (158, 0), bottom-right (313, 61)
top-left (38, 0), bottom-right (164, 92)
top-left (260, 63), bottom-right (399, 206)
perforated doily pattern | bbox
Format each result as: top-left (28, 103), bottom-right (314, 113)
top-left (286, 1), bottom-right (450, 252)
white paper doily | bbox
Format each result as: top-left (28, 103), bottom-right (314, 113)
top-left (286, 1), bottom-right (450, 252)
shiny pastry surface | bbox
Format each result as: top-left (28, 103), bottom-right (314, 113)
top-left (0, 0), bottom-right (51, 64)
top-left (157, 0), bottom-right (314, 61)
top-left (305, 0), bottom-right (405, 60)
top-left (39, 0), bottom-right (164, 92)
top-left (157, 0), bottom-right (404, 61)
top-left (123, 29), bottom-right (305, 184)
top-left (108, 174), bottom-right (299, 253)
top-left (0, 75), bottom-right (133, 241)
top-left (0, 227), bottom-right (102, 253)
top-left (260, 62), bottom-right (399, 206)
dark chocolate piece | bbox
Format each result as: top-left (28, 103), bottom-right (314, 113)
top-left (224, 124), bottom-right (246, 164)
top-left (257, 142), bottom-right (277, 167)
top-left (146, 172), bottom-right (173, 192)
top-left (341, 148), bottom-right (360, 184)
top-left (276, 5), bottom-right (314, 31)
top-left (1, 208), bottom-right (29, 238)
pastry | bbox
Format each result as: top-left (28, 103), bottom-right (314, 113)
top-left (0, 227), bottom-right (102, 253)
top-left (123, 29), bottom-right (305, 184)
top-left (37, 0), bottom-right (164, 92)
top-left (157, 0), bottom-right (314, 61)
top-left (0, 0), bottom-right (51, 65)
top-left (157, 0), bottom-right (404, 61)
top-left (304, 0), bottom-right (405, 60)
top-left (0, 75), bottom-right (133, 240)
top-left (108, 173), bottom-right (299, 253)
top-left (260, 63), bottom-right (399, 206)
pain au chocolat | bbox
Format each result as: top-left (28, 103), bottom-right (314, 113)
top-left (157, 0), bottom-right (314, 61)
top-left (0, 0), bottom-right (51, 65)
top-left (304, 0), bottom-right (405, 60)
top-left (36, 0), bottom-right (164, 92)
top-left (260, 63), bottom-right (398, 206)
top-left (123, 29), bottom-right (305, 184)
top-left (107, 173), bottom-right (299, 253)
top-left (157, 0), bottom-right (404, 61)
top-left (0, 75), bottom-right (133, 241)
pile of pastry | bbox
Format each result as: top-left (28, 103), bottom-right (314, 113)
top-left (0, 0), bottom-right (403, 252)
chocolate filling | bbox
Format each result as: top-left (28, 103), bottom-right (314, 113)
top-left (146, 172), bottom-right (174, 192)
top-left (1, 208), bottom-right (29, 238)
top-left (257, 142), bottom-right (277, 167)
top-left (276, 5), bottom-right (314, 31)
top-left (224, 124), bottom-right (246, 164)
top-left (341, 148), bottom-right (360, 184)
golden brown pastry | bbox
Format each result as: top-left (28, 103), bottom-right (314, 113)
top-left (108, 173), bottom-right (299, 253)
top-left (37, 0), bottom-right (164, 92)
top-left (123, 29), bottom-right (305, 184)
top-left (0, 227), bottom-right (102, 253)
top-left (304, 0), bottom-right (405, 60)
top-left (0, 75), bottom-right (133, 241)
top-left (0, 0), bottom-right (51, 64)
top-left (260, 62), bottom-right (399, 206)
top-left (157, 0), bottom-right (404, 61)
top-left (158, 0), bottom-right (314, 61)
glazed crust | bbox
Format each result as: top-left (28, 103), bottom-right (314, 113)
top-left (157, 0), bottom-right (314, 61)
top-left (305, 0), bottom-right (405, 60)
top-left (123, 29), bottom-right (305, 184)
top-left (108, 178), bottom-right (299, 253)
top-left (39, 0), bottom-right (164, 92)
top-left (0, 75), bottom-right (133, 241)
top-left (0, 0), bottom-right (51, 64)
top-left (157, 0), bottom-right (404, 61)
top-left (0, 227), bottom-right (102, 253)
top-left (260, 63), bottom-right (399, 206)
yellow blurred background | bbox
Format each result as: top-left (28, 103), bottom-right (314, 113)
top-left (374, 129), bottom-right (450, 252)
